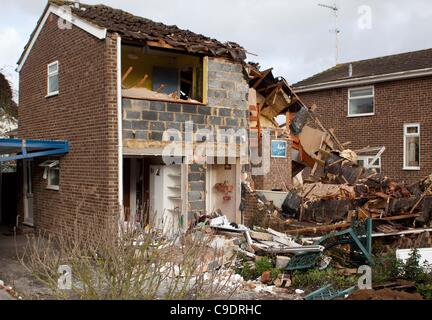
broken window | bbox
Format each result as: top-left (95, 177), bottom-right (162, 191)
top-left (47, 61), bottom-right (59, 96)
top-left (348, 87), bottom-right (374, 116)
top-left (40, 160), bottom-right (60, 190)
top-left (358, 156), bottom-right (381, 173)
top-left (121, 45), bottom-right (206, 104)
top-left (404, 124), bottom-right (420, 170)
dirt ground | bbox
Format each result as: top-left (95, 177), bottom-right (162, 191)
top-left (348, 288), bottom-right (424, 300)
top-left (0, 227), bottom-right (52, 300)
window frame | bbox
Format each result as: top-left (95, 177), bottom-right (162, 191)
top-left (358, 155), bottom-right (381, 173)
top-left (347, 86), bottom-right (375, 117)
top-left (47, 61), bottom-right (59, 97)
top-left (47, 166), bottom-right (60, 190)
top-left (403, 123), bottom-right (421, 171)
top-left (39, 160), bottom-right (60, 190)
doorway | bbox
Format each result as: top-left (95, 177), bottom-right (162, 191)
top-left (206, 161), bottom-right (241, 223)
top-left (23, 160), bottom-right (34, 226)
top-left (123, 156), bottom-right (187, 235)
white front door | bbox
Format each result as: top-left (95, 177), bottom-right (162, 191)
top-left (23, 160), bottom-right (34, 226)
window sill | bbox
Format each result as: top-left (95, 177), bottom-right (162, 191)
top-left (403, 167), bottom-right (421, 171)
top-left (46, 92), bottom-right (59, 98)
top-left (46, 185), bottom-right (60, 191)
top-left (347, 113), bottom-right (375, 118)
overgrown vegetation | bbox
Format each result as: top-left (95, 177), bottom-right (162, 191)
top-left (19, 218), bottom-right (239, 300)
top-left (291, 268), bottom-right (357, 291)
top-left (373, 248), bottom-right (432, 300)
top-left (236, 257), bottom-right (281, 281)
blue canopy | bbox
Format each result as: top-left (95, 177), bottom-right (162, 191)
top-left (0, 139), bottom-right (69, 162)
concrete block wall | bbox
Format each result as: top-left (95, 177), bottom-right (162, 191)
top-left (122, 57), bottom-right (250, 222)
top-left (122, 57), bottom-right (249, 141)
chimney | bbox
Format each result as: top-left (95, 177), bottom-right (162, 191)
top-left (74, 0), bottom-right (80, 9)
top-left (348, 63), bottom-right (353, 77)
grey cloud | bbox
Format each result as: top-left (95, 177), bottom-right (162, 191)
top-left (1, 0), bottom-right (432, 89)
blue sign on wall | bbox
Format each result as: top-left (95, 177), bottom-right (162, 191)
top-left (271, 140), bottom-right (287, 158)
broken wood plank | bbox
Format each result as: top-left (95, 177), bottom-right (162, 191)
top-left (286, 222), bottom-right (351, 235)
top-left (122, 66), bottom-right (133, 82)
top-left (250, 231), bottom-right (273, 242)
top-left (410, 182), bottom-right (432, 214)
top-left (377, 214), bottom-right (420, 221)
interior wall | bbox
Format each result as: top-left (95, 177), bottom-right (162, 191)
top-left (122, 44), bottom-right (202, 91)
top-left (207, 162), bottom-right (241, 223)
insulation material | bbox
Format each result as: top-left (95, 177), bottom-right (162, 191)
top-left (298, 125), bottom-right (326, 158)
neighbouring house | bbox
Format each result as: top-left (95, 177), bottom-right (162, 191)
top-left (15, 0), bottom-right (254, 236)
top-left (293, 48), bottom-right (432, 184)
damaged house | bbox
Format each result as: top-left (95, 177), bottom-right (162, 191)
top-left (14, 0), bottom-right (252, 236)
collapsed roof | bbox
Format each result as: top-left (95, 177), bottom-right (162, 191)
top-left (22, 0), bottom-right (247, 63)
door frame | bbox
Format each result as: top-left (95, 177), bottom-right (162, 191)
top-left (205, 160), bottom-right (242, 224)
top-left (23, 159), bottom-right (34, 226)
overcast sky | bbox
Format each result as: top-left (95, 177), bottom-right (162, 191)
top-left (1, 0), bottom-right (432, 96)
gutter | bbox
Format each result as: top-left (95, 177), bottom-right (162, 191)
top-left (294, 67), bottom-right (432, 93)
top-left (117, 36), bottom-right (123, 220)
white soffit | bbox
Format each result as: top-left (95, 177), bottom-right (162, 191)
top-left (17, 4), bottom-right (107, 72)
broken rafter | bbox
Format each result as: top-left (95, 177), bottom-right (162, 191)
top-left (252, 68), bottom-right (273, 89)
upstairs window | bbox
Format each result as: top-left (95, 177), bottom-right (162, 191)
top-left (47, 61), bottom-right (59, 96)
top-left (404, 124), bottom-right (420, 170)
top-left (348, 86), bottom-right (374, 117)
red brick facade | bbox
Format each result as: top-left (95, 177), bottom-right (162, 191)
top-left (253, 139), bottom-right (292, 191)
top-left (298, 76), bottom-right (432, 184)
top-left (18, 14), bottom-right (119, 235)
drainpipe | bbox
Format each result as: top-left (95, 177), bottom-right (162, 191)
top-left (116, 36), bottom-right (124, 221)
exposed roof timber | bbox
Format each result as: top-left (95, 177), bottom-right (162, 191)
top-left (16, 4), bottom-right (107, 72)
top-left (294, 68), bottom-right (432, 93)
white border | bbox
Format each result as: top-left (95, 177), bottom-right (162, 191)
top-left (403, 123), bottom-right (421, 171)
top-left (17, 4), bottom-right (107, 72)
top-left (347, 86), bottom-right (375, 117)
top-left (47, 60), bottom-right (59, 97)
top-left (117, 36), bottom-right (124, 221)
top-left (271, 140), bottom-right (287, 158)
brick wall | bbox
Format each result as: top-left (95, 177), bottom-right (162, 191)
top-left (242, 185), bottom-right (259, 227)
top-left (298, 76), bottom-right (432, 184)
top-left (253, 137), bottom-right (292, 191)
top-left (122, 57), bottom-right (250, 220)
top-left (18, 14), bottom-right (119, 235)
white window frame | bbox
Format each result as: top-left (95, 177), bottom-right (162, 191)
top-left (358, 156), bottom-right (381, 173)
top-left (39, 160), bottom-right (60, 190)
top-left (403, 123), bottom-right (421, 171)
top-left (348, 86), bottom-right (375, 117)
top-left (47, 61), bottom-right (59, 97)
